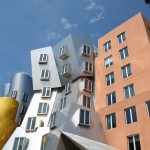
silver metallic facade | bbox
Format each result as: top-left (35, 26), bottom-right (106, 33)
top-left (3, 34), bottom-right (117, 150)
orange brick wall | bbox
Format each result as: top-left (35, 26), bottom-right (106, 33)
top-left (95, 12), bottom-right (150, 150)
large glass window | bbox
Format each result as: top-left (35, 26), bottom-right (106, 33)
top-left (83, 78), bottom-right (92, 92)
top-left (122, 64), bottom-right (132, 78)
top-left (38, 103), bottom-right (49, 114)
top-left (128, 135), bottom-right (141, 150)
top-left (106, 113), bottom-right (116, 130)
top-left (79, 109), bottom-right (90, 126)
top-left (26, 117), bottom-right (36, 131)
top-left (60, 97), bottom-right (66, 110)
top-left (40, 69), bottom-right (50, 81)
top-left (13, 137), bottom-right (24, 150)
top-left (82, 45), bottom-right (91, 56)
top-left (124, 84), bottom-right (135, 99)
top-left (83, 95), bottom-right (90, 108)
top-left (104, 41), bottom-right (111, 52)
top-left (105, 55), bottom-right (113, 68)
top-left (118, 32), bottom-right (126, 44)
top-left (120, 47), bottom-right (129, 59)
top-left (107, 92), bottom-right (116, 106)
top-left (146, 101), bottom-right (150, 117)
top-left (39, 54), bottom-right (48, 64)
top-left (106, 72), bottom-right (115, 86)
top-left (125, 106), bottom-right (137, 124)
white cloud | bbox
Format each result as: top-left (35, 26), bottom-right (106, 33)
top-left (85, 0), bottom-right (104, 11)
top-left (45, 30), bottom-right (62, 40)
top-left (61, 18), bottom-right (78, 29)
top-left (89, 12), bottom-right (104, 23)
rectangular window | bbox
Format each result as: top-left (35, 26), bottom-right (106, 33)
top-left (65, 82), bottom-right (71, 93)
top-left (39, 54), bottom-right (48, 64)
top-left (40, 69), bottom-right (50, 81)
top-left (40, 135), bottom-right (47, 150)
top-left (83, 95), bottom-right (90, 108)
top-left (13, 137), bottom-right (24, 150)
top-left (60, 97), bottom-right (66, 110)
top-left (83, 78), bottom-right (92, 92)
top-left (26, 117), bottom-right (36, 131)
top-left (122, 64), bottom-right (132, 78)
top-left (82, 45), bottom-right (91, 56)
top-left (59, 46), bottom-right (68, 59)
top-left (124, 84), bottom-right (135, 99)
top-left (11, 91), bottom-right (17, 98)
top-left (118, 32), bottom-right (126, 44)
top-left (19, 118), bottom-right (23, 125)
top-left (125, 106), bottom-right (137, 124)
top-left (120, 47), bottom-right (129, 59)
top-left (22, 93), bottom-right (28, 102)
top-left (21, 105), bottom-right (27, 114)
top-left (41, 87), bottom-right (51, 98)
top-left (146, 101), bottom-right (150, 117)
top-left (84, 62), bottom-right (93, 73)
top-left (79, 109), bottom-right (90, 126)
top-left (107, 92), bottom-right (116, 106)
top-left (104, 41), bottom-right (111, 52)
top-left (104, 55), bottom-right (113, 68)
top-left (50, 112), bottom-right (56, 128)
top-left (38, 103), bottom-right (49, 115)
top-left (61, 64), bottom-right (71, 77)
top-left (128, 135), bottom-right (141, 150)
top-left (106, 113), bottom-right (116, 130)
top-left (106, 72), bottom-right (115, 86)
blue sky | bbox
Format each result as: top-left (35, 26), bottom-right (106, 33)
top-left (0, 0), bottom-right (149, 95)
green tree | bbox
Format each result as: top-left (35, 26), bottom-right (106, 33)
top-left (145, 0), bottom-right (150, 5)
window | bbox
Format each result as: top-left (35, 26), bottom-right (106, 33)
top-left (65, 82), bottom-right (71, 93)
top-left (124, 84), bottom-right (135, 99)
top-left (22, 93), bottom-right (28, 102)
top-left (61, 64), bottom-right (71, 77)
top-left (38, 103), bottom-right (49, 115)
top-left (105, 56), bottom-right (113, 68)
top-left (41, 87), bottom-right (51, 98)
top-left (84, 62), bottom-right (93, 73)
top-left (107, 92), bottom-right (116, 106)
top-left (79, 109), bottom-right (90, 126)
top-left (83, 95), bottom-right (90, 108)
top-left (50, 112), bottom-right (56, 128)
top-left (26, 117), bottom-right (36, 131)
top-left (83, 78), bottom-right (92, 92)
top-left (104, 41), bottom-right (111, 52)
top-left (122, 64), bottom-right (132, 78)
top-left (60, 97), bottom-right (66, 110)
top-left (40, 69), bottom-right (50, 81)
top-left (59, 46), bottom-right (68, 59)
top-left (125, 106), bottom-right (137, 124)
top-left (13, 137), bottom-right (28, 150)
top-left (82, 45), bottom-right (91, 56)
top-left (118, 32), bottom-right (126, 44)
top-left (120, 47), bottom-right (129, 59)
top-left (106, 72), bottom-right (115, 86)
top-left (148, 26), bottom-right (150, 32)
top-left (40, 135), bottom-right (47, 150)
top-left (106, 113), bottom-right (116, 130)
top-left (128, 135), bottom-right (141, 150)
top-left (19, 118), bottom-right (23, 125)
top-left (11, 91), bottom-right (17, 98)
top-left (21, 105), bottom-right (27, 114)
top-left (39, 54), bottom-right (48, 64)
top-left (146, 101), bottom-right (150, 117)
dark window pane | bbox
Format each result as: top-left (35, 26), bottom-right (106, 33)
top-left (80, 110), bottom-right (84, 124)
top-left (106, 115), bottom-right (111, 129)
top-left (146, 101), bottom-right (150, 117)
top-left (31, 118), bottom-right (36, 129)
top-left (128, 136), bottom-right (134, 150)
top-left (18, 138), bottom-right (23, 150)
top-left (126, 109), bottom-right (131, 124)
top-left (132, 107), bottom-right (137, 123)
top-left (38, 103), bottom-right (42, 113)
top-left (85, 111), bottom-right (90, 125)
top-left (27, 118), bottom-right (31, 129)
top-left (112, 92), bottom-right (116, 104)
top-left (125, 87), bottom-right (129, 99)
top-left (135, 135), bottom-right (141, 150)
top-left (125, 47), bottom-right (129, 57)
top-left (112, 113), bottom-right (116, 128)
top-left (130, 85), bottom-right (135, 97)
top-left (107, 94), bottom-right (111, 106)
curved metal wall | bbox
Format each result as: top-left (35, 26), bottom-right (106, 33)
top-left (2, 83), bottom-right (10, 97)
top-left (0, 97), bottom-right (18, 149)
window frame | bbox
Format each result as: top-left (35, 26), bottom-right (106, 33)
top-left (40, 134), bottom-right (48, 150)
top-left (104, 55), bottom-right (113, 68)
top-left (82, 45), bottom-right (91, 56)
top-left (117, 32), bottom-right (126, 44)
top-left (65, 82), bottom-right (71, 94)
top-left (61, 64), bottom-right (71, 76)
top-left (107, 92), bottom-right (116, 106)
top-left (59, 46), bottom-right (68, 59)
top-left (106, 113), bottom-right (116, 130)
top-left (124, 84), bottom-right (135, 99)
top-left (105, 72), bottom-right (115, 86)
top-left (11, 91), bottom-right (17, 98)
top-left (38, 103), bottom-right (49, 115)
top-left (22, 93), bottom-right (28, 102)
top-left (84, 62), bottom-right (93, 74)
top-left (50, 112), bottom-right (56, 128)
top-left (60, 97), bottom-right (66, 110)
top-left (82, 95), bottom-right (90, 108)
top-left (122, 64), bottom-right (132, 78)
top-left (38, 54), bottom-right (48, 64)
top-left (40, 69), bottom-right (50, 81)
top-left (146, 100), bottom-right (150, 118)
top-left (41, 86), bottom-right (51, 98)
top-left (26, 117), bottom-right (36, 132)
top-left (79, 109), bottom-right (90, 126)
top-left (83, 78), bottom-right (92, 92)
top-left (21, 105), bottom-right (27, 114)
top-left (104, 41), bottom-right (111, 52)
top-left (13, 137), bottom-right (24, 150)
